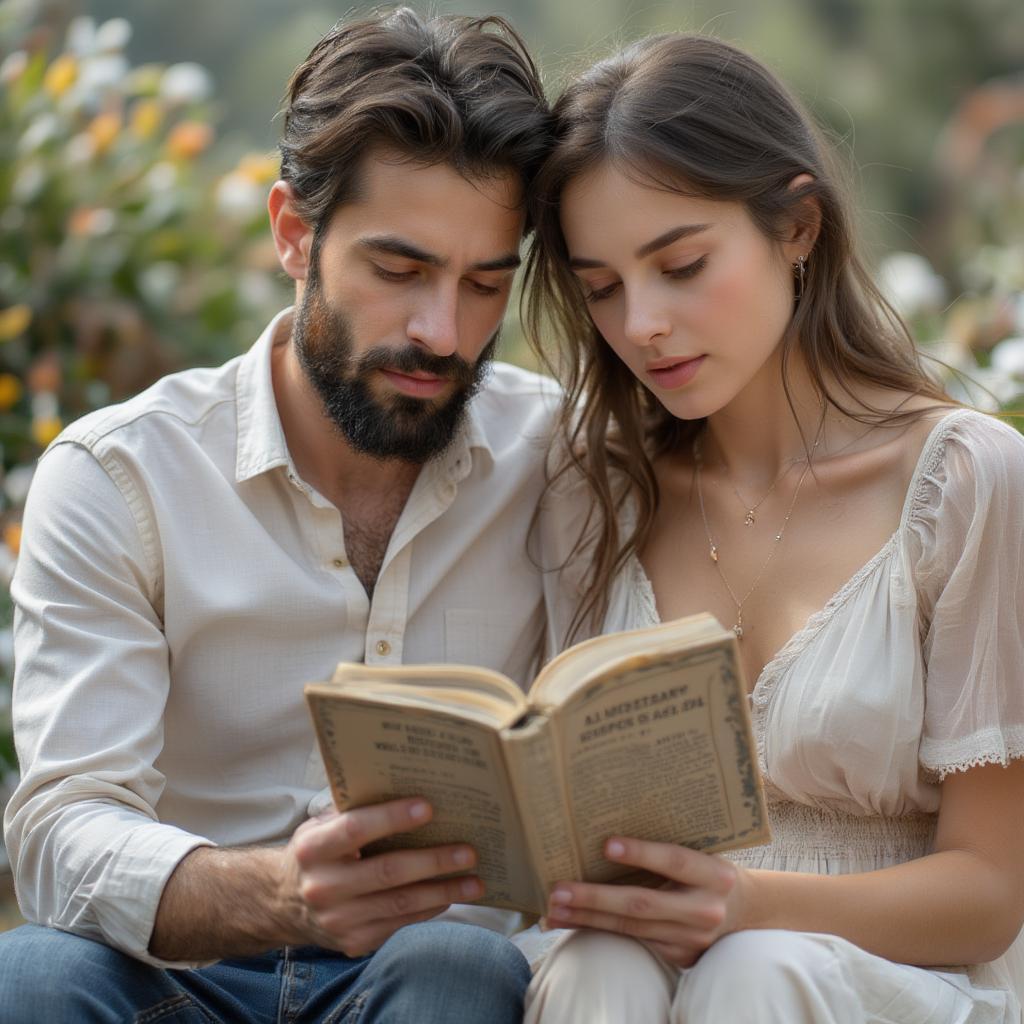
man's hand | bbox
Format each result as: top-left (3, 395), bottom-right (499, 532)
top-left (149, 797), bottom-right (482, 963)
top-left (281, 797), bottom-right (484, 956)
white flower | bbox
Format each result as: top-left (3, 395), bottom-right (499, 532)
top-left (95, 18), bottom-right (132, 53)
top-left (138, 262), bottom-right (181, 307)
top-left (160, 63), bottom-right (213, 106)
top-left (145, 162), bottom-right (179, 194)
top-left (4, 465), bottom-right (35, 507)
top-left (878, 252), bottom-right (946, 316)
top-left (19, 113), bottom-right (60, 153)
top-left (215, 171), bottom-right (264, 222)
top-left (30, 392), bottom-right (59, 420)
top-left (0, 51), bottom-right (28, 84)
top-left (65, 16), bottom-right (97, 56)
top-left (991, 337), bottom-right (1024, 378)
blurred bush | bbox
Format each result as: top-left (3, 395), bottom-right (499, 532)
top-left (0, 10), bottom-right (290, 793)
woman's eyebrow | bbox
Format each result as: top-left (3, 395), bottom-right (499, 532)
top-left (569, 223), bottom-right (711, 269)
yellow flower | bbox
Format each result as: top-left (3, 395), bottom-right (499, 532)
top-left (0, 374), bottom-right (22, 411)
top-left (166, 120), bottom-right (213, 161)
top-left (130, 99), bottom-right (163, 140)
top-left (88, 112), bottom-right (122, 155)
top-left (236, 152), bottom-right (279, 184)
top-left (31, 416), bottom-right (63, 447)
top-left (3, 524), bottom-right (22, 557)
top-left (43, 54), bottom-right (78, 97)
top-left (0, 304), bottom-right (31, 341)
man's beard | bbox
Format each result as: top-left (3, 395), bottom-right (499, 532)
top-left (293, 281), bottom-right (496, 464)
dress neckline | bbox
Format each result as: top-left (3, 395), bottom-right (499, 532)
top-left (632, 407), bottom-right (973, 703)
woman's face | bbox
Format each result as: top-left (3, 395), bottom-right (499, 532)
top-left (559, 161), bottom-right (803, 422)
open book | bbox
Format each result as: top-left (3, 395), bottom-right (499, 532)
top-left (305, 613), bottom-right (770, 916)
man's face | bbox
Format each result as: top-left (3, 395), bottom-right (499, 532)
top-left (291, 152), bottom-right (525, 463)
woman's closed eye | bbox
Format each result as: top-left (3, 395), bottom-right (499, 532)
top-left (665, 254), bottom-right (708, 280)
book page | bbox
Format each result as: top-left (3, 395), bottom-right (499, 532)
top-left (307, 693), bottom-right (542, 912)
top-left (550, 639), bottom-right (769, 882)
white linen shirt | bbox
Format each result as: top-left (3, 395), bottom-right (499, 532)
top-left (4, 308), bottom-right (559, 967)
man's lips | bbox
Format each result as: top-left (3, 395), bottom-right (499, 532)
top-left (378, 367), bottom-right (451, 398)
top-left (646, 355), bottom-right (706, 390)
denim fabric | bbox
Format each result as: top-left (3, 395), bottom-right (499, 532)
top-left (0, 920), bottom-right (531, 1023)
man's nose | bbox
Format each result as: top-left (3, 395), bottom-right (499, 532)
top-left (406, 285), bottom-right (459, 358)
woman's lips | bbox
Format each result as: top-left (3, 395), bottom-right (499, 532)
top-left (378, 368), bottom-right (450, 398)
top-left (647, 355), bottom-right (706, 390)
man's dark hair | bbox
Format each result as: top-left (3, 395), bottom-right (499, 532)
top-left (279, 7), bottom-right (552, 241)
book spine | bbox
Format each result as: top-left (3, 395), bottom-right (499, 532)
top-left (501, 715), bottom-right (580, 912)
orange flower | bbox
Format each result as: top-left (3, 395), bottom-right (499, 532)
top-left (130, 99), bottom-right (163, 140)
top-left (43, 54), bottom-right (77, 97)
top-left (88, 112), bottom-right (122, 155)
top-left (3, 523), bottom-right (22, 557)
top-left (166, 121), bottom-right (213, 161)
top-left (0, 304), bottom-right (31, 341)
top-left (236, 152), bottom-right (279, 184)
top-left (31, 415), bottom-right (63, 448)
top-left (27, 356), bottom-right (61, 394)
top-left (0, 374), bottom-right (22, 411)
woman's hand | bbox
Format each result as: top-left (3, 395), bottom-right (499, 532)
top-left (544, 837), bottom-right (747, 967)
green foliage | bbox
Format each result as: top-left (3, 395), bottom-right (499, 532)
top-left (0, 12), bottom-right (290, 780)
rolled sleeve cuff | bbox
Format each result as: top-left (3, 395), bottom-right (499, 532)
top-left (54, 824), bottom-right (217, 970)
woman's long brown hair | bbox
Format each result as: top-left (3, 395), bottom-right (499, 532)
top-left (524, 34), bottom-right (952, 641)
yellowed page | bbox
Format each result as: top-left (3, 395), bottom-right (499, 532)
top-left (500, 715), bottom-right (579, 908)
top-left (550, 638), bottom-right (769, 883)
top-left (307, 691), bottom-right (542, 912)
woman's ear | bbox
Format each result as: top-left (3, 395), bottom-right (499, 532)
top-left (782, 173), bottom-right (821, 262)
top-left (268, 181), bottom-right (314, 282)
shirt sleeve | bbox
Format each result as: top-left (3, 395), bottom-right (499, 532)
top-left (2, 440), bottom-right (215, 968)
top-left (912, 414), bottom-right (1024, 781)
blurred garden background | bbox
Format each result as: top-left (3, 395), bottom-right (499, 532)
top-left (0, 0), bottom-right (1022, 910)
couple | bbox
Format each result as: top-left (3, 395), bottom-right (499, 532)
top-left (2, 8), bottom-right (1022, 1024)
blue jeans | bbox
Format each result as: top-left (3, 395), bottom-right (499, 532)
top-left (0, 920), bottom-right (530, 1023)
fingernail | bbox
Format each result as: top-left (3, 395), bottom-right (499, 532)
top-left (409, 800), bottom-right (429, 821)
top-left (461, 878), bottom-right (482, 899)
top-left (452, 847), bottom-right (472, 867)
top-left (607, 839), bottom-right (626, 858)
top-left (550, 887), bottom-right (572, 905)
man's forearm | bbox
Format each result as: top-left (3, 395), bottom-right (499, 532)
top-left (149, 845), bottom-right (308, 962)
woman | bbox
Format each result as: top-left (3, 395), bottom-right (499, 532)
top-left (525, 34), bottom-right (1024, 1024)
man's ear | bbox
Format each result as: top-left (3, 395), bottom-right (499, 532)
top-left (782, 172), bottom-right (821, 262)
top-left (268, 181), bottom-right (314, 281)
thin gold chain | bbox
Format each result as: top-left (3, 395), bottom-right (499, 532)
top-left (694, 426), bottom-right (819, 640)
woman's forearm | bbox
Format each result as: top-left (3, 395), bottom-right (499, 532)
top-left (739, 849), bottom-right (1023, 966)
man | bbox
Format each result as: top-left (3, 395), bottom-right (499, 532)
top-left (0, 9), bottom-right (556, 1021)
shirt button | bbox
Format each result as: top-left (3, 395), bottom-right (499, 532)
top-left (375, 640), bottom-right (392, 657)
top-left (332, 557), bottom-right (346, 569)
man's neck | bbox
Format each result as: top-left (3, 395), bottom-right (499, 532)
top-left (270, 326), bottom-right (424, 596)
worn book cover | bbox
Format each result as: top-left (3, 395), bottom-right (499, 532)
top-left (305, 613), bottom-right (770, 915)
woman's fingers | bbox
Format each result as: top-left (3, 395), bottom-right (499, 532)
top-left (603, 837), bottom-right (735, 892)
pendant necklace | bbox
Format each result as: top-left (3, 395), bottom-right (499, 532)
top-left (727, 435), bottom-right (823, 526)
top-left (694, 428), bottom-right (818, 640)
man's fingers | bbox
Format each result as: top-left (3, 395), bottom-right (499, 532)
top-left (314, 874), bottom-right (484, 937)
top-left (293, 798), bottom-right (432, 866)
top-left (301, 844), bottom-right (477, 908)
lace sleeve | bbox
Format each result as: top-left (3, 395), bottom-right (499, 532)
top-left (910, 412), bottom-right (1024, 781)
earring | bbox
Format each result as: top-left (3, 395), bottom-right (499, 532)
top-left (793, 254), bottom-right (807, 301)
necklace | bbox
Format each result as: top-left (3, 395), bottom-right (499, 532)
top-left (694, 424), bottom-right (820, 640)
top-left (724, 436), bottom-right (823, 526)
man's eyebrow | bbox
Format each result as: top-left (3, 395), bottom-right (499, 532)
top-left (359, 235), bottom-right (445, 267)
top-left (568, 223), bottom-right (712, 269)
top-left (358, 236), bottom-right (521, 273)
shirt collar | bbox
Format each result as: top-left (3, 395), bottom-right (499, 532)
top-left (234, 307), bottom-right (495, 485)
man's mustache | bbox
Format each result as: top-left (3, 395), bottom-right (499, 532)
top-left (357, 346), bottom-right (478, 388)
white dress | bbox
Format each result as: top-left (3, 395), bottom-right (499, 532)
top-left (533, 408), bottom-right (1024, 1021)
